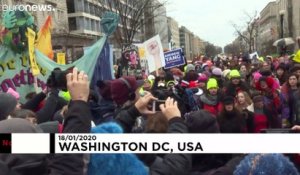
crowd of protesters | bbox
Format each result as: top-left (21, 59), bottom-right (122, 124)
top-left (1, 53), bottom-right (300, 175)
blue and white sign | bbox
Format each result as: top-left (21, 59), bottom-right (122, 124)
top-left (164, 49), bottom-right (185, 69)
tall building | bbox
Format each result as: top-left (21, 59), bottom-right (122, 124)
top-left (258, 1), bottom-right (278, 55)
top-left (180, 26), bottom-right (192, 60)
top-left (188, 32), bottom-right (194, 59)
top-left (291, 0), bottom-right (300, 50)
top-left (167, 17), bottom-right (180, 49)
top-left (153, 0), bottom-right (168, 49)
top-left (193, 36), bottom-right (205, 56)
top-left (66, 0), bottom-right (101, 37)
top-left (275, 0), bottom-right (300, 51)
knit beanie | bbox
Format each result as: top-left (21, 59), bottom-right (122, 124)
top-left (198, 73), bottom-right (208, 82)
top-left (212, 68), bottom-right (222, 76)
top-left (252, 72), bottom-right (262, 82)
top-left (222, 69), bottom-right (231, 78)
top-left (0, 93), bottom-right (17, 121)
top-left (293, 50), bottom-right (300, 63)
top-left (110, 76), bottom-right (143, 105)
top-left (229, 69), bottom-right (241, 79)
top-left (185, 110), bottom-right (219, 133)
top-left (185, 64), bottom-right (196, 73)
top-left (88, 122), bottom-right (148, 175)
top-left (206, 78), bottom-right (218, 90)
top-left (6, 88), bottom-right (20, 100)
top-left (234, 154), bottom-right (299, 175)
top-left (223, 96), bottom-right (235, 105)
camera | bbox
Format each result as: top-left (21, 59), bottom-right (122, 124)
top-left (46, 68), bottom-right (71, 91)
top-left (152, 100), bottom-right (165, 112)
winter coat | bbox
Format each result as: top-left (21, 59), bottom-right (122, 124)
top-left (293, 91), bottom-right (300, 125)
top-left (149, 117), bottom-right (192, 175)
top-left (25, 90), bottom-right (67, 124)
top-left (22, 91), bottom-right (46, 112)
top-left (253, 113), bottom-right (268, 133)
top-left (217, 110), bottom-right (247, 133)
top-left (199, 94), bottom-right (222, 116)
top-left (0, 100), bottom-right (91, 175)
top-left (241, 109), bottom-right (255, 133)
top-left (48, 100), bottom-right (92, 175)
top-left (89, 99), bottom-right (115, 125)
top-left (281, 83), bottom-right (299, 126)
top-left (262, 91), bottom-right (282, 128)
top-left (115, 105), bottom-right (141, 133)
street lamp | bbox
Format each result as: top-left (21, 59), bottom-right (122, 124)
top-left (279, 10), bottom-right (286, 56)
top-left (279, 10), bottom-right (285, 39)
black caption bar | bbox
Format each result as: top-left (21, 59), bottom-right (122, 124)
top-left (0, 134), bottom-right (11, 153)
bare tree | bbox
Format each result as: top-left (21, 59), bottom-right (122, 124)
top-left (231, 11), bottom-right (259, 53)
top-left (97, 0), bottom-right (167, 49)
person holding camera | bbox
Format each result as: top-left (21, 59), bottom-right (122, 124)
top-left (0, 68), bottom-right (92, 175)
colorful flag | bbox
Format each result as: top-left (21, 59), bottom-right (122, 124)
top-left (36, 16), bottom-right (54, 59)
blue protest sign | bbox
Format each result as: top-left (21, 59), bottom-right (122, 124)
top-left (164, 49), bottom-right (185, 69)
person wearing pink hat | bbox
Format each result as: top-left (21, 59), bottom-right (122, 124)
top-left (6, 88), bottom-right (20, 100)
top-left (197, 73), bottom-right (208, 89)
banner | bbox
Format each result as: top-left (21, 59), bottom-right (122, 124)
top-left (90, 41), bottom-right (114, 88)
top-left (164, 48), bottom-right (185, 69)
top-left (56, 53), bottom-right (66, 65)
top-left (2, 133), bottom-right (300, 154)
top-left (27, 28), bottom-right (40, 76)
top-left (0, 35), bottom-right (108, 103)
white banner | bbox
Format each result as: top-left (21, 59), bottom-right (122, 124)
top-left (6, 134), bottom-right (300, 154)
top-left (55, 134), bottom-right (300, 154)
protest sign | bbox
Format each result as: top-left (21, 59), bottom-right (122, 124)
top-left (164, 49), bottom-right (185, 69)
top-left (144, 35), bottom-right (165, 73)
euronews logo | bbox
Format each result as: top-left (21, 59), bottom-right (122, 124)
top-left (1, 4), bottom-right (55, 12)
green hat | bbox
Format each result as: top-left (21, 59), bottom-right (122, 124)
top-left (207, 78), bottom-right (218, 90)
top-left (229, 69), bottom-right (241, 79)
top-left (293, 50), bottom-right (300, 63)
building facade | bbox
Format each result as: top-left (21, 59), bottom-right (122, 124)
top-left (193, 36), bottom-right (206, 56)
top-left (258, 1), bottom-right (278, 55)
top-left (275, 0), bottom-right (300, 51)
top-left (153, 0), bottom-right (168, 49)
top-left (167, 17), bottom-right (180, 49)
top-left (180, 26), bottom-right (192, 60)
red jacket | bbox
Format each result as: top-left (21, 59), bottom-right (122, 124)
top-left (253, 113), bottom-right (268, 133)
top-left (203, 103), bottom-right (223, 117)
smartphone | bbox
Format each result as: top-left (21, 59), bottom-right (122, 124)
top-left (260, 128), bottom-right (296, 133)
top-left (152, 100), bottom-right (165, 112)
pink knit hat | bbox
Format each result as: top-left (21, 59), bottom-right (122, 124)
top-left (252, 72), bottom-right (262, 81)
top-left (6, 88), bottom-right (20, 100)
top-left (198, 73), bottom-right (208, 82)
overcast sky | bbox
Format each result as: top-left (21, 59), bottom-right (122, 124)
top-left (165, 0), bottom-right (275, 48)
